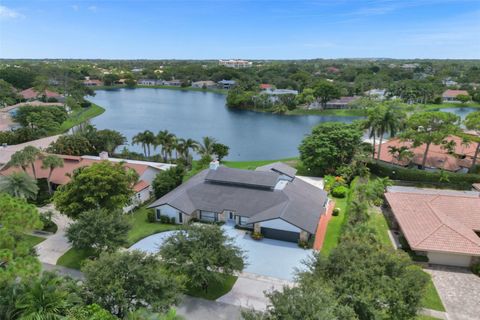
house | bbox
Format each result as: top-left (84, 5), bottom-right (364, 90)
top-left (401, 63), bottom-right (419, 70)
top-left (376, 135), bottom-right (477, 173)
top-left (219, 59), bottom-right (252, 69)
top-left (162, 80), bottom-right (182, 86)
top-left (260, 88), bottom-right (299, 103)
top-left (385, 188), bottom-right (480, 267)
top-left (148, 162), bottom-right (329, 243)
top-left (138, 79), bottom-right (161, 86)
top-left (442, 78), bottom-right (458, 87)
top-left (364, 89), bottom-right (386, 101)
top-left (0, 151), bottom-right (175, 212)
top-left (325, 96), bottom-right (360, 109)
top-left (217, 79), bottom-right (236, 90)
top-left (442, 89), bottom-right (469, 102)
top-left (20, 88), bottom-right (64, 102)
top-left (83, 77), bottom-right (103, 86)
top-left (191, 80), bottom-right (216, 89)
top-left (259, 84), bottom-right (272, 90)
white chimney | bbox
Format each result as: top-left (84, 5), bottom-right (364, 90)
top-left (209, 159), bottom-right (220, 170)
top-left (99, 151), bottom-right (109, 160)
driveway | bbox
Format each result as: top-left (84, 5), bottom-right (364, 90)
top-left (425, 265), bottom-right (480, 320)
top-left (35, 205), bottom-right (72, 264)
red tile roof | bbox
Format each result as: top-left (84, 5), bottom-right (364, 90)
top-left (20, 88), bottom-right (63, 100)
top-left (377, 135), bottom-right (476, 172)
top-left (385, 192), bottom-right (480, 256)
top-left (133, 180), bottom-right (149, 192)
top-left (442, 89), bottom-right (469, 98)
top-left (259, 84), bottom-right (272, 89)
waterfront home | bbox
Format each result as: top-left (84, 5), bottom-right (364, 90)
top-left (442, 89), bottom-right (469, 102)
top-left (376, 135), bottom-right (476, 173)
top-left (1, 151), bottom-right (175, 212)
top-left (162, 79), bottom-right (182, 86)
top-left (259, 84), bottom-right (273, 90)
top-left (20, 88), bottom-right (64, 102)
top-left (364, 88), bottom-right (386, 100)
top-left (191, 80), bottom-right (216, 89)
top-left (261, 88), bottom-right (299, 103)
top-left (138, 79), bottom-right (161, 86)
top-left (219, 59), bottom-right (252, 69)
top-left (385, 188), bottom-right (480, 267)
top-left (217, 79), bottom-right (237, 90)
top-left (148, 161), bottom-right (329, 243)
top-left (325, 96), bottom-right (360, 109)
top-left (83, 77), bottom-right (104, 86)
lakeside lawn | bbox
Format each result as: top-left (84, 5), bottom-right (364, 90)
top-left (186, 274), bottom-right (238, 300)
top-left (320, 196), bottom-right (348, 256)
top-left (58, 103), bottom-right (105, 133)
top-left (24, 234), bottom-right (46, 248)
top-left (287, 108), bottom-right (367, 117)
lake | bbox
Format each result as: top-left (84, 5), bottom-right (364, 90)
top-left (88, 88), bottom-right (362, 161)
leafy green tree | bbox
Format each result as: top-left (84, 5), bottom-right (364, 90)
top-left (48, 134), bottom-right (93, 156)
top-left (313, 81), bottom-right (341, 107)
top-left (14, 106), bottom-right (68, 132)
top-left (464, 111), bottom-right (480, 172)
top-left (212, 143), bottom-right (230, 161)
top-left (0, 66), bottom-right (36, 89)
top-left (299, 122), bottom-right (363, 175)
top-left (53, 161), bottom-right (138, 219)
top-left (0, 194), bottom-right (43, 284)
top-left (0, 79), bottom-right (20, 107)
top-left (103, 74), bottom-right (120, 86)
top-left (125, 78), bottom-right (137, 88)
top-left (0, 171), bottom-right (39, 200)
top-left (402, 111), bottom-right (459, 169)
top-left (66, 209), bottom-right (131, 253)
top-left (152, 166), bottom-right (185, 198)
top-left (82, 251), bottom-right (183, 318)
top-left (159, 224), bottom-right (245, 293)
top-left (41, 154), bottom-right (64, 194)
top-left (456, 94), bottom-right (470, 104)
top-left (66, 304), bottom-right (116, 320)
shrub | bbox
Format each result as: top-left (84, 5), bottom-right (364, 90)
top-left (170, 217), bottom-right (176, 224)
top-left (332, 208), bottom-right (341, 216)
top-left (40, 211), bottom-right (58, 233)
top-left (159, 215), bottom-right (170, 224)
top-left (298, 239), bottom-right (310, 249)
top-left (80, 100), bottom-right (92, 108)
top-left (332, 186), bottom-right (348, 198)
top-left (147, 209), bottom-right (156, 223)
top-left (251, 231), bottom-right (263, 240)
top-left (472, 263), bottom-right (480, 276)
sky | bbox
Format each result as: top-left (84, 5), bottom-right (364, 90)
top-left (0, 0), bottom-right (479, 60)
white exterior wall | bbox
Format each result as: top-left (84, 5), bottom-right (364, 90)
top-left (156, 204), bottom-right (185, 224)
top-left (123, 187), bottom-right (152, 212)
top-left (427, 251), bottom-right (472, 267)
top-left (260, 219), bottom-right (302, 233)
top-left (140, 167), bottom-right (162, 185)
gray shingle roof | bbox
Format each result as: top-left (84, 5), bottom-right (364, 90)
top-left (255, 162), bottom-right (298, 178)
top-left (205, 166), bottom-right (279, 188)
top-left (148, 166), bottom-right (328, 234)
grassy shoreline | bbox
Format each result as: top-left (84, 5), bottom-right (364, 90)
top-left (58, 103), bottom-right (105, 133)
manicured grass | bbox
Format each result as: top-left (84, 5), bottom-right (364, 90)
top-left (125, 205), bottom-right (180, 246)
top-left (421, 274), bottom-right (446, 312)
top-left (416, 315), bottom-right (442, 320)
top-left (58, 103), bottom-right (105, 132)
top-left (57, 248), bottom-right (96, 270)
top-left (23, 234), bottom-right (46, 248)
top-left (186, 275), bottom-right (237, 300)
top-left (368, 210), bottom-right (391, 247)
top-left (223, 158), bottom-right (298, 171)
top-left (321, 196), bottom-right (348, 256)
top-left (287, 108), bottom-right (367, 117)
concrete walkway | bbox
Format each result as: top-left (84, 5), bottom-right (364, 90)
top-left (35, 205), bottom-right (73, 265)
top-left (177, 296), bottom-right (242, 320)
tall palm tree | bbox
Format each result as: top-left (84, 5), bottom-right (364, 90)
top-left (465, 111), bottom-right (480, 173)
top-left (156, 130), bottom-right (176, 162)
top-left (388, 146), bottom-right (413, 165)
top-left (0, 172), bottom-right (39, 200)
top-left (376, 105), bottom-right (404, 160)
top-left (22, 146), bottom-right (41, 180)
top-left (364, 107), bottom-right (382, 159)
top-left (41, 155), bottom-right (64, 195)
top-left (197, 136), bottom-right (217, 159)
top-left (132, 132), bottom-right (147, 157)
top-left (143, 130), bottom-right (156, 157)
top-left (8, 150), bottom-right (29, 172)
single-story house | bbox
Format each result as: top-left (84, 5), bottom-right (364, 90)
top-left (385, 189), bottom-right (480, 267)
top-left (442, 89), bottom-right (469, 102)
top-left (364, 89), bottom-right (386, 101)
top-left (325, 96), bottom-right (360, 109)
top-left (259, 84), bottom-right (273, 90)
top-left (260, 88), bottom-right (299, 103)
top-left (20, 88), bottom-right (64, 102)
top-left (376, 135), bottom-right (476, 172)
top-left (83, 78), bottom-right (104, 86)
top-left (1, 151), bottom-right (175, 212)
top-left (219, 59), bottom-right (252, 69)
top-left (162, 80), bottom-right (182, 86)
top-left (191, 80), bottom-right (216, 89)
top-left (138, 79), bottom-right (162, 86)
top-left (148, 161), bottom-right (329, 243)
top-left (217, 79), bottom-right (236, 90)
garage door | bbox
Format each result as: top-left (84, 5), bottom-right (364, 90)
top-left (427, 252), bottom-right (472, 267)
top-left (261, 227), bottom-right (300, 243)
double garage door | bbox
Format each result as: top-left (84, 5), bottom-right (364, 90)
top-left (427, 252), bottom-right (472, 267)
top-left (261, 227), bottom-right (300, 243)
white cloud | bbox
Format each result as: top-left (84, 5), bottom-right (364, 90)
top-left (0, 5), bottom-right (24, 19)
top-left (88, 5), bottom-right (97, 13)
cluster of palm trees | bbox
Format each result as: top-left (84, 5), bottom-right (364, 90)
top-left (0, 146), bottom-right (64, 199)
top-left (132, 130), bottom-right (218, 164)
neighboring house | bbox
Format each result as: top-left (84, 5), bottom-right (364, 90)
top-left (325, 96), bottom-right (360, 109)
top-left (83, 77), bottom-right (104, 86)
top-left (385, 188), bottom-right (480, 267)
top-left (442, 89), bottom-right (469, 102)
top-left (260, 88), bottom-right (299, 103)
top-left (364, 88), bottom-right (386, 100)
top-left (217, 79), bottom-right (237, 90)
top-left (131, 68), bottom-right (143, 73)
top-left (219, 59), bottom-right (252, 69)
top-left (376, 135), bottom-right (476, 173)
top-left (259, 84), bottom-right (272, 90)
top-left (401, 63), bottom-right (419, 70)
top-left (191, 80), bottom-right (217, 89)
top-left (162, 80), bottom-right (182, 86)
top-left (138, 79), bottom-right (161, 86)
top-left (1, 151), bottom-right (175, 212)
top-left (442, 78), bottom-right (458, 87)
top-left (148, 161), bottom-right (329, 243)
top-left (20, 88), bottom-right (64, 102)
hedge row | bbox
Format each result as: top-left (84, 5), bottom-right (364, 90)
top-left (367, 161), bottom-right (480, 189)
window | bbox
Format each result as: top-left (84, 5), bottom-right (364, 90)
top-left (178, 212), bottom-right (183, 223)
top-left (156, 209), bottom-right (161, 220)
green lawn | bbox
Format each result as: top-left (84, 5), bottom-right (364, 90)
top-left (23, 234), bottom-right (46, 248)
top-left (125, 205), bottom-right (180, 246)
top-left (321, 196), bottom-right (348, 256)
top-left (58, 103), bottom-right (105, 132)
top-left (287, 108), bottom-right (367, 117)
top-left (367, 210), bottom-right (391, 247)
top-left (186, 275), bottom-right (238, 300)
top-left (416, 315), bottom-right (441, 320)
top-left (223, 158), bottom-right (298, 171)
top-left (421, 274), bottom-right (446, 312)
top-left (57, 248), bottom-right (96, 270)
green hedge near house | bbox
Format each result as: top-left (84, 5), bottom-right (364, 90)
top-left (367, 161), bottom-right (480, 189)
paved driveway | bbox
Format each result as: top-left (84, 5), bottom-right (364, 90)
top-left (425, 265), bottom-right (480, 320)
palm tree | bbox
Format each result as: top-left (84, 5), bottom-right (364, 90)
top-left (388, 146), bottom-right (414, 165)
top-left (132, 132), bottom-right (147, 157)
top-left (465, 111), bottom-right (480, 173)
top-left (364, 107), bottom-right (382, 159)
top-left (41, 155), bottom-right (64, 194)
top-left (156, 130), bottom-right (176, 162)
top-left (143, 130), bottom-right (156, 157)
top-left (0, 172), bottom-right (39, 200)
top-left (8, 150), bottom-right (29, 172)
top-left (22, 146), bottom-right (41, 179)
top-left (376, 105), bottom-right (404, 160)
top-left (197, 136), bottom-right (217, 159)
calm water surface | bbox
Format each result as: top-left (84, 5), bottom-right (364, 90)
top-left (89, 88), bottom-right (362, 161)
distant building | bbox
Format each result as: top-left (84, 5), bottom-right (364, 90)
top-left (217, 79), bottom-right (236, 90)
top-left (259, 84), bottom-right (272, 90)
top-left (261, 88), bottom-right (298, 103)
top-left (162, 80), bottom-right (182, 87)
top-left (131, 68), bottom-right (143, 73)
top-left (401, 63), bottom-right (419, 70)
top-left (19, 88), bottom-right (64, 102)
top-left (138, 79), bottom-right (161, 86)
top-left (326, 66), bottom-right (340, 73)
top-left (219, 59), bottom-right (252, 69)
top-left (191, 80), bottom-right (217, 89)
top-left (83, 77), bottom-right (103, 86)
top-left (442, 78), bottom-right (458, 87)
top-left (364, 89), bottom-right (386, 100)
top-left (325, 96), bottom-right (360, 109)
top-left (442, 89), bottom-right (469, 102)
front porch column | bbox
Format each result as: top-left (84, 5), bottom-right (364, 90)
top-left (253, 223), bottom-right (261, 234)
top-left (300, 230), bottom-right (309, 242)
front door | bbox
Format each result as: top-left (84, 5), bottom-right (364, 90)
top-left (229, 212), bottom-right (234, 220)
